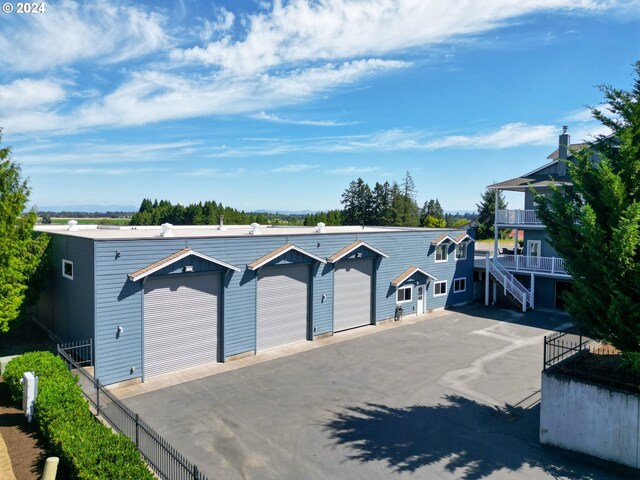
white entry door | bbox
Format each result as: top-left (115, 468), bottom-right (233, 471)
top-left (417, 285), bottom-right (426, 315)
top-left (527, 240), bottom-right (542, 269)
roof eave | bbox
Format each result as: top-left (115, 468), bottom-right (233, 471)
top-left (247, 245), bottom-right (327, 271)
top-left (128, 249), bottom-right (240, 281)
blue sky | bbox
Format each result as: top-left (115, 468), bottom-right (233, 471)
top-left (1, 0), bottom-right (639, 213)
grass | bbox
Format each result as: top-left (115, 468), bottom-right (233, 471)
top-left (50, 218), bottom-right (130, 226)
top-left (476, 238), bottom-right (512, 245)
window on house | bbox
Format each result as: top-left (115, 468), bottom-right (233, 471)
top-left (434, 281), bottom-right (447, 296)
top-left (454, 278), bottom-right (466, 293)
top-left (62, 259), bottom-right (73, 280)
top-left (397, 285), bottom-right (412, 303)
top-left (435, 244), bottom-right (448, 262)
top-left (455, 243), bottom-right (467, 260)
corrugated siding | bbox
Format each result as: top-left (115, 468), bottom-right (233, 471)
top-left (36, 234), bottom-right (94, 342)
top-left (92, 228), bottom-right (475, 385)
top-left (334, 259), bottom-right (372, 331)
top-left (144, 274), bottom-right (220, 378)
top-left (256, 265), bottom-right (309, 351)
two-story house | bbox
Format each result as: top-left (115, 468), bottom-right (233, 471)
top-left (482, 126), bottom-right (589, 311)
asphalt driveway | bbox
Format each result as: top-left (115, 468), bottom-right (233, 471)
top-left (123, 305), bottom-right (633, 479)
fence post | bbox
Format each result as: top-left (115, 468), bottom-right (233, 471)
top-left (135, 413), bottom-right (140, 448)
top-left (543, 335), bottom-right (547, 370)
top-left (96, 378), bottom-right (100, 414)
top-left (193, 465), bottom-right (199, 479)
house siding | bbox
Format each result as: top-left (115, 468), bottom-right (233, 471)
top-left (36, 234), bottom-right (94, 343)
top-left (46, 228), bottom-right (475, 386)
top-left (522, 230), bottom-right (558, 258)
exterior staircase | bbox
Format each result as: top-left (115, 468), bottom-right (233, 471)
top-left (487, 257), bottom-right (532, 312)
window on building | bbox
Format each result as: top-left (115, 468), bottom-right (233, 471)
top-left (62, 259), bottom-right (74, 280)
top-left (455, 243), bottom-right (467, 260)
top-left (434, 281), bottom-right (447, 296)
top-left (435, 244), bottom-right (448, 262)
top-left (397, 285), bottom-right (412, 303)
top-left (454, 278), bottom-right (466, 293)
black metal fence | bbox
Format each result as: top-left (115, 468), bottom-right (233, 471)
top-left (57, 340), bottom-right (208, 480)
top-left (543, 329), bottom-right (589, 370)
top-left (543, 331), bottom-right (640, 394)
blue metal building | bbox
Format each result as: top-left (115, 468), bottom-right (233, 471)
top-left (34, 223), bottom-right (475, 385)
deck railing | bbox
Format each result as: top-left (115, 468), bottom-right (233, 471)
top-left (496, 209), bottom-right (542, 225)
top-left (498, 254), bottom-right (568, 275)
top-left (487, 257), bottom-right (530, 311)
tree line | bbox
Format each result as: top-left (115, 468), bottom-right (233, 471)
top-left (129, 199), bottom-right (307, 226)
top-left (305, 171), bottom-right (474, 228)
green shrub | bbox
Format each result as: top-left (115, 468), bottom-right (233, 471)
top-left (4, 352), bottom-right (154, 479)
top-left (3, 351), bottom-right (68, 406)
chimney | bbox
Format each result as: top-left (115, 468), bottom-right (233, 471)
top-left (558, 125), bottom-right (570, 160)
top-left (315, 222), bottom-right (326, 233)
top-left (250, 222), bottom-right (260, 235)
top-left (67, 219), bottom-right (78, 231)
top-left (218, 215), bottom-right (225, 231)
top-left (160, 223), bottom-right (173, 237)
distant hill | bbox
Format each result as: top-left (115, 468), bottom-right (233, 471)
top-left (34, 204), bottom-right (138, 213)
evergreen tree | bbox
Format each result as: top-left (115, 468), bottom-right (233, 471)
top-left (476, 188), bottom-right (507, 239)
top-left (398, 171), bottom-right (420, 226)
top-left (341, 178), bottom-right (372, 225)
top-left (0, 129), bottom-right (49, 332)
top-left (535, 62), bottom-right (640, 360)
top-left (371, 181), bottom-right (392, 225)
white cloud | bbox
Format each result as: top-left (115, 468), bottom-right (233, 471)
top-left (0, 0), bottom-right (168, 72)
top-left (326, 166), bottom-right (380, 174)
top-left (270, 163), bottom-right (320, 173)
top-left (27, 166), bottom-right (170, 176)
top-left (0, 79), bottom-right (66, 112)
top-left (4, 59), bottom-right (406, 133)
top-left (181, 168), bottom-right (248, 177)
top-left (172, 0), bottom-right (608, 75)
top-left (15, 141), bottom-right (202, 166)
top-left (251, 111), bottom-right (357, 126)
top-left (426, 123), bottom-right (558, 149)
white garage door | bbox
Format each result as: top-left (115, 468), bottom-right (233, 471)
top-left (144, 274), bottom-right (220, 378)
top-left (257, 265), bottom-right (309, 351)
top-left (334, 259), bottom-right (373, 332)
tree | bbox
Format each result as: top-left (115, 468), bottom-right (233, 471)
top-left (420, 198), bottom-right (445, 227)
top-left (398, 171), bottom-right (420, 226)
top-left (341, 178), bottom-right (372, 225)
top-left (371, 181), bottom-right (392, 225)
top-left (0, 129), bottom-right (49, 332)
top-left (476, 188), bottom-right (507, 239)
top-left (535, 62), bottom-right (640, 362)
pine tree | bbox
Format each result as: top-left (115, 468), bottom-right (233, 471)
top-left (476, 189), bottom-right (507, 239)
top-left (535, 62), bottom-right (640, 360)
top-left (0, 129), bottom-right (49, 332)
top-left (341, 178), bottom-right (372, 225)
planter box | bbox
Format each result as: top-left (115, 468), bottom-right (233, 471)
top-left (540, 369), bottom-right (640, 469)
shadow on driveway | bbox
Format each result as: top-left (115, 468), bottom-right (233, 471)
top-left (324, 394), bottom-right (633, 479)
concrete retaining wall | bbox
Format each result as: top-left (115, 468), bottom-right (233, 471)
top-left (540, 370), bottom-right (640, 469)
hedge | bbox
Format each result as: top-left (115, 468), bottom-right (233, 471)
top-left (4, 351), bottom-right (154, 480)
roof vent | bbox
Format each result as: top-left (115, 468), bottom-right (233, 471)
top-left (250, 222), bottom-right (261, 235)
top-left (218, 215), bottom-right (226, 231)
top-left (316, 222), bottom-right (326, 233)
top-left (67, 220), bottom-right (78, 231)
top-left (161, 223), bottom-right (173, 237)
